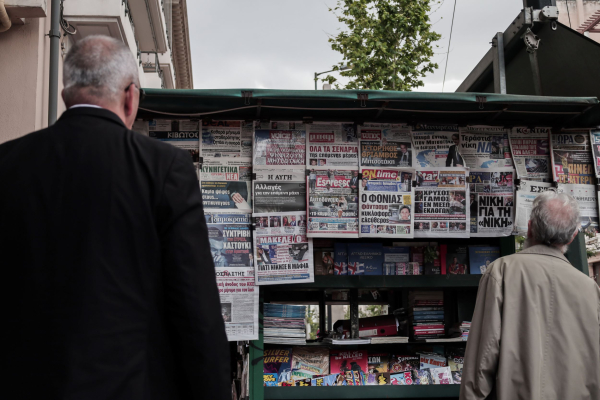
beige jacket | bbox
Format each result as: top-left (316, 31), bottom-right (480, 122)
top-left (460, 245), bottom-right (600, 400)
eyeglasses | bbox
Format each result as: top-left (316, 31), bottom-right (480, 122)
top-left (125, 82), bottom-right (145, 103)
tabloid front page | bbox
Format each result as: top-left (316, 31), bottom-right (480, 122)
top-left (459, 126), bottom-right (512, 168)
top-left (253, 123), bottom-right (306, 170)
top-left (414, 168), bottom-right (470, 238)
top-left (358, 124), bottom-right (413, 168)
top-left (589, 130), bottom-right (600, 178)
top-left (412, 124), bottom-right (461, 168)
top-left (514, 180), bottom-right (555, 235)
top-left (358, 168), bottom-right (414, 238)
top-left (307, 123), bottom-right (358, 167)
top-left (550, 131), bottom-right (594, 185)
top-left (509, 127), bottom-right (551, 182)
top-left (149, 119), bottom-right (200, 166)
top-left (558, 183), bottom-right (599, 233)
top-left (307, 168), bottom-right (359, 237)
top-left (467, 168), bottom-right (515, 237)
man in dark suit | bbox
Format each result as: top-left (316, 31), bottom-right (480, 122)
top-left (349, 170), bottom-right (359, 192)
top-left (446, 133), bottom-right (465, 167)
top-left (0, 36), bottom-right (229, 400)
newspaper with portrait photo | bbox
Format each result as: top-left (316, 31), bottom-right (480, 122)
top-left (216, 267), bottom-right (259, 341)
top-left (253, 122), bottom-right (306, 170)
top-left (550, 131), bottom-right (594, 185)
top-left (358, 123), bottom-right (413, 168)
top-left (412, 124), bottom-right (461, 168)
top-left (459, 126), bottom-right (512, 168)
top-left (413, 168), bottom-right (470, 238)
top-left (358, 167), bottom-right (415, 238)
top-left (509, 127), bottom-right (551, 182)
top-left (307, 122), bottom-right (358, 168)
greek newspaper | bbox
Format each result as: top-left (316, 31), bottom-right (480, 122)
top-left (590, 130), bottom-right (600, 178)
top-left (358, 123), bottom-right (413, 167)
top-left (558, 183), bottom-right (599, 233)
top-left (412, 124), bottom-right (462, 168)
top-left (205, 211), bottom-right (258, 341)
top-left (253, 123), bottom-right (306, 170)
top-left (414, 168), bottom-right (470, 238)
top-left (550, 131), bottom-right (594, 185)
top-left (509, 127), bottom-right (551, 181)
top-left (359, 168), bottom-right (415, 238)
top-left (307, 123), bottom-right (358, 167)
top-left (467, 168), bottom-right (515, 237)
top-left (148, 119), bottom-right (200, 165)
top-left (253, 170), bottom-right (307, 215)
top-left (459, 126), bottom-right (512, 168)
top-left (307, 168), bottom-right (359, 237)
top-left (514, 180), bottom-right (555, 235)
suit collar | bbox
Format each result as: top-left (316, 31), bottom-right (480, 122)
top-left (59, 106), bottom-right (127, 128)
top-left (517, 244), bottom-right (570, 264)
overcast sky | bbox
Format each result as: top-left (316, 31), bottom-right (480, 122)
top-left (188, 0), bottom-right (523, 92)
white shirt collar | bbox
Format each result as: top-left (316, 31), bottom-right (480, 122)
top-left (69, 104), bottom-right (103, 109)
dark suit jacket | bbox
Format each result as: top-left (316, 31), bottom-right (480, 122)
top-left (0, 107), bottom-right (230, 400)
top-left (446, 145), bottom-right (465, 167)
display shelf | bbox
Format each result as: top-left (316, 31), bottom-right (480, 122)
top-left (265, 275), bottom-right (482, 290)
top-left (264, 385), bottom-right (460, 399)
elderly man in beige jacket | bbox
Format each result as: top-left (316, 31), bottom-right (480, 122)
top-left (460, 191), bottom-right (600, 400)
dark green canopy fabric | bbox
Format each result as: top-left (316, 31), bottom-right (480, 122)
top-left (137, 88), bottom-right (600, 128)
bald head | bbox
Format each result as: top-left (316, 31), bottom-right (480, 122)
top-left (62, 35), bottom-right (141, 128)
top-left (528, 191), bottom-right (580, 252)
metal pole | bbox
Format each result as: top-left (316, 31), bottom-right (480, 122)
top-left (48, 0), bottom-right (62, 125)
top-left (314, 72), bottom-right (318, 90)
top-left (492, 32), bottom-right (507, 94)
top-left (528, 51), bottom-right (543, 96)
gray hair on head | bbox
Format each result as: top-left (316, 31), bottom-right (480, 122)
top-left (530, 191), bottom-right (580, 252)
top-left (63, 35), bottom-right (139, 105)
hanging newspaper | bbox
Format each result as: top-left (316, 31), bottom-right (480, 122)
top-left (514, 180), bottom-right (555, 235)
top-left (200, 120), bottom-right (252, 179)
top-left (358, 123), bottom-right (413, 167)
top-left (216, 267), bottom-right (259, 341)
top-left (307, 123), bottom-right (358, 167)
top-left (358, 168), bottom-right (415, 238)
top-left (148, 119), bottom-right (200, 165)
top-left (414, 168), bottom-right (470, 238)
top-left (590, 130), bottom-right (600, 178)
top-left (550, 131), bottom-right (594, 185)
top-left (206, 212), bottom-right (253, 268)
top-left (201, 180), bottom-right (252, 211)
top-left (253, 170), bottom-right (307, 219)
top-left (467, 168), bottom-right (515, 237)
top-left (307, 168), bottom-right (359, 237)
top-left (508, 127), bottom-right (551, 181)
top-left (253, 122), bottom-right (306, 170)
top-left (459, 126), bottom-right (512, 168)
top-left (558, 184), bottom-right (599, 234)
top-left (412, 124), bottom-right (462, 168)
top-left (253, 213), bottom-right (314, 285)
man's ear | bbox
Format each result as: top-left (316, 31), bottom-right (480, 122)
top-left (527, 220), bottom-right (533, 238)
top-left (566, 228), bottom-right (579, 246)
top-left (124, 83), bottom-right (136, 117)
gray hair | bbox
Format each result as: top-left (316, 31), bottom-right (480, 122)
top-left (530, 191), bottom-right (580, 250)
top-left (63, 35), bottom-right (139, 105)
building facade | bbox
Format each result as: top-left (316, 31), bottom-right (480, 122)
top-left (0, 0), bottom-right (192, 144)
top-left (557, 0), bottom-right (600, 41)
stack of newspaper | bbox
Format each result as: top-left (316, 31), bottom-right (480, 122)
top-left (263, 304), bottom-right (307, 345)
top-left (460, 321), bottom-right (471, 341)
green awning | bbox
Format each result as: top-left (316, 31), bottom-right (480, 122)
top-left (138, 88), bottom-right (600, 128)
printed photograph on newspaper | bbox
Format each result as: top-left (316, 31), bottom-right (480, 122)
top-left (201, 180), bottom-right (252, 211)
top-left (412, 124), bottom-right (462, 168)
top-left (509, 127), bottom-right (551, 181)
top-left (467, 168), bottom-right (515, 237)
top-left (359, 168), bottom-right (415, 238)
top-left (514, 180), bottom-right (555, 235)
top-left (358, 123), bottom-right (413, 168)
top-left (307, 123), bottom-right (358, 167)
top-left (205, 211), bottom-right (253, 268)
top-left (148, 119), bottom-right (200, 165)
top-left (590, 130), bottom-right (600, 178)
top-left (216, 267), bottom-right (259, 341)
top-left (201, 120), bottom-right (252, 167)
top-left (550, 131), bottom-right (594, 184)
top-left (307, 168), bottom-right (359, 237)
top-left (253, 211), bottom-right (314, 285)
top-left (253, 122), bottom-right (306, 169)
top-left (414, 168), bottom-right (470, 238)
top-left (558, 184), bottom-right (599, 234)
top-left (459, 126), bottom-right (512, 168)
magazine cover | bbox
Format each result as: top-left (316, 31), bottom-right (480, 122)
top-left (468, 246), bottom-right (500, 274)
top-left (420, 353), bottom-right (447, 369)
top-left (389, 355), bottom-right (420, 373)
top-left (366, 353), bottom-right (389, 385)
top-left (447, 356), bottom-right (464, 371)
top-left (430, 367), bottom-right (454, 384)
top-left (412, 369), bottom-right (432, 385)
top-left (311, 373), bottom-right (347, 386)
top-left (334, 242), bottom-right (348, 275)
top-left (263, 347), bottom-right (293, 386)
top-left (440, 245), bottom-right (468, 275)
top-left (423, 243), bottom-right (441, 275)
top-left (390, 371), bottom-right (414, 385)
top-left (347, 244), bottom-right (383, 275)
top-left (383, 247), bottom-right (410, 275)
top-left (330, 350), bottom-right (368, 380)
top-left (452, 370), bottom-right (462, 384)
top-left (294, 378), bottom-right (312, 386)
top-left (291, 347), bottom-right (329, 381)
top-left (375, 372), bottom-right (390, 385)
